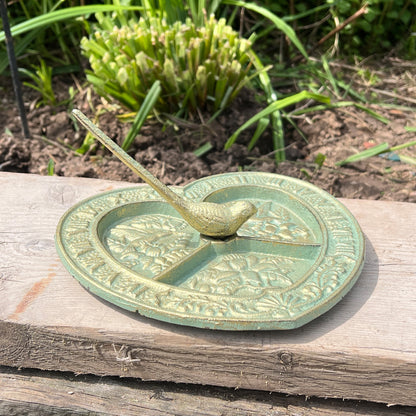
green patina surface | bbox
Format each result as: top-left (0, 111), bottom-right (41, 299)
top-left (56, 171), bottom-right (365, 330)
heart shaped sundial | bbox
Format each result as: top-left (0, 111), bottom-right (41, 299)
top-left (55, 111), bottom-right (365, 330)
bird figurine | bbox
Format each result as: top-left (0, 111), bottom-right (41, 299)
top-left (72, 109), bottom-right (257, 238)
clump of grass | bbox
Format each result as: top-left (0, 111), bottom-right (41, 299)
top-left (81, 14), bottom-right (257, 117)
top-left (19, 58), bottom-right (56, 106)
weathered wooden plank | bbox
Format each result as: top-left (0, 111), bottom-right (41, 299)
top-left (1, 172), bottom-right (415, 406)
top-left (0, 366), bottom-right (414, 416)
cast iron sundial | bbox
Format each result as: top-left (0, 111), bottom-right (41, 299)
top-left (55, 110), bottom-right (365, 330)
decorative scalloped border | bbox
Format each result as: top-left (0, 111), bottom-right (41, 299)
top-left (56, 172), bottom-right (365, 330)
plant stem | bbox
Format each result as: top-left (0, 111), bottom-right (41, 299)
top-left (0, 0), bottom-right (31, 139)
top-left (313, 4), bottom-right (368, 51)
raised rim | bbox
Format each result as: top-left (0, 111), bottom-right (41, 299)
top-left (55, 172), bottom-right (365, 330)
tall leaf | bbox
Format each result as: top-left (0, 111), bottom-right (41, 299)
top-left (225, 91), bottom-right (330, 149)
top-left (223, 0), bottom-right (308, 58)
top-left (122, 80), bottom-right (161, 151)
top-left (0, 5), bottom-right (142, 42)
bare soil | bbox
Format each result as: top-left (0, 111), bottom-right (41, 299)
top-left (1, 57), bottom-right (415, 202)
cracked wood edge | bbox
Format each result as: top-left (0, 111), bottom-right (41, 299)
top-left (1, 366), bottom-right (415, 416)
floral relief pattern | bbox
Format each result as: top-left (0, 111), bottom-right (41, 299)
top-left (239, 201), bottom-right (311, 242)
top-left (182, 254), bottom-right (297, 296)
top-left (104, 214), bottom-right (199, 276)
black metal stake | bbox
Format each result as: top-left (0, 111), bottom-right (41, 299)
top-left (0, 0), bottom-right (31, 139)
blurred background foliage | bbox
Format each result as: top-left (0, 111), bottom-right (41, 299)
top-left (261, 0), bottom-right (416, 57)
top-left (1, 0), bottom-right (415, 78)
top-left (1, 0), bottom-right (415, 162)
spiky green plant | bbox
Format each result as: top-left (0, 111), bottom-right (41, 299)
top-left (81, 14), bottom-right (258, 116)
top-left (19, 58), bottom-right (56, 106)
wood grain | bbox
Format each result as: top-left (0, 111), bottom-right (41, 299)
top-left (1, 172), bottom-right (415, 406)
top-left (1, 366), bottom-right (415, 416)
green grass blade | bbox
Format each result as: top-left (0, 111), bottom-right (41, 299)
top-left (271, 110), bottom-right (285, 163)
top-left (207, 0), bottom-right (222, 16)
top-left (47, 159), bottom-right (55, 176)
top-left (282, 4), bottom-right (331, 22)
top-left (321, 56), bottom-right (340, 97)
top-left (121, 80), bottom-right (161, 151)
top-left (314, 153), bottom-right (326, 168)
top-left (223, 0), bottom-right (308, 58)
top-left (336, 139), bottom-right (416, 167)
top-left (193, 142), bottom-right (213, 157)
top-left (0, 27), bottom-right (41, 74)
top-left (398, 154), bottom-right (416, 166)
top-left (291, 101), bottom-right (390, 124)
top-left (163, 0), bottom-right (187, 24)
top-left (247, 49), bottom-right (275, 101)
top-left (76, 132), bottom-right (96, 155)
top-left (247, 49), bottom-right (285, 162)
top-left (247, 117), bottom-right (269, 151)
top-left (0, 5), bottom-right (142, 42)
top-left (336, 142), bottom-right (390, 166)
top-left (283, 111), bottom-right (308, 143)
top-left (390, 140), bottom-right (416, 152)
top-left (404, 126), bottom-right (416, 132)
top-left (336, 79), bottom-right (367, 102)
top-left (224, 91), bottom-right (329, 149)
top-left (188, 0), bottom-right (205, 26)
top-left (353, 103), bottom-right (390, 124)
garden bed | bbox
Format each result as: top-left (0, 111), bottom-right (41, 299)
top-left (1, 56), bottom-right (415, 202)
